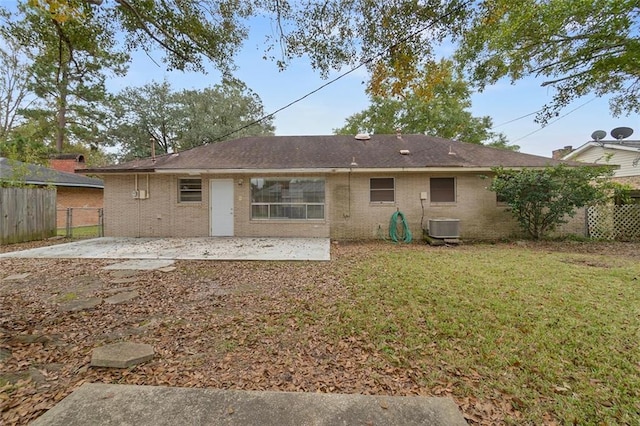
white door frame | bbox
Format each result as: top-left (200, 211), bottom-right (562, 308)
top-left (209, 179), bottom-right (234, 236)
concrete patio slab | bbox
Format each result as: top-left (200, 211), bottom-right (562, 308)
top-left (0, 237), bottom-right (331, 261)
top-left (31, 383), bottom-right (468, 426)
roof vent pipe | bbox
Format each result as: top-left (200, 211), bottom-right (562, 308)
top-left (355, 133), bottom-right (370, 140)
top-left (150, 137), bottom-right (156, 163)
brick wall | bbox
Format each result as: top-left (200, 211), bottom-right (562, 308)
top-left (613, 176), bottom-right (640, 188)
top-left (104, 174), bottom-right (208, 237)
top-left (103, 172), bottom-right (588, 240)
top-left (329, 172), bottom-right (523, 240)
top-left (56, 187), bottom-right (103, 228)
top-left (104, 173), bottom-right (329, 238)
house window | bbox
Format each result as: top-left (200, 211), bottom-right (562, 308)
top-left (430, 177), bottom-right (456, 203)
top-left (370, 178), bottom-right (395, 203)
top-left (251, 178), bottom-right (325, 220)
top-left (178, 178), bottom-right (202, 202)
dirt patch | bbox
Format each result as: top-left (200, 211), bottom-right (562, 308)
top-left (559, 258), bottom-right (613, 268)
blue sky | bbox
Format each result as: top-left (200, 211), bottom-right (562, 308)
top-left (4, 0), bottom-right (639, 158)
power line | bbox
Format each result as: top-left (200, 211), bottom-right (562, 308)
top-left (492, 109), bottom-right (543, 129)
top-left (510, 97), bottom-right (598, 143)
top-left (210, 1), bottom-right (473, 142)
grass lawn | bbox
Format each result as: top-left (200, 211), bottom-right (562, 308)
top-left (326, 243), bottom-right (640, 424)
top-left (56, 225), bottom-right (101, 238)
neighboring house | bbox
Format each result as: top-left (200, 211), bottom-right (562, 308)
top-left (0, 157), bottom-right (104, 228)
top-left (84, 134), bottom-right (583, 240)
top-left (559, 139), bottom-right (640, 201)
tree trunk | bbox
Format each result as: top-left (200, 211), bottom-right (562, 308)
top-left (56, 67), bottom-right (68, 153)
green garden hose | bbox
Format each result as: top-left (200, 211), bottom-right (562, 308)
top-left (389, 210), bottom-right (412, 243)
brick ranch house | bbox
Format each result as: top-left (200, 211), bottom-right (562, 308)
top-left (0, 157), bottom-right (103, 229)
top-left (84, 134), bottom-right (586, 240)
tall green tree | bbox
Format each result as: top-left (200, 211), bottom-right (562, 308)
top-left (456, 0), bottom-right (640, 123)
top-left (335, 60), bottom-right (515, 149)
top-left (23, 1), bottom-right (636, 127)
top-left (24, 1), bottom-right (469, 83)
top-left (5, 2), bottom-right (128, 152)
top-left (28, 0), bottom-right (252, 74)
top-left (0, 33), bottom-right (34, 138)
top-left (0, 121), bottom-right (53, 165)
top-left (108, 80), bottom-right (180, 159)
top-left (490, 165), bottom-right (613, 239)
top-left (177, 80), bottom-right (275, 149)
top-left (108, 80), bottom-right (274, 161)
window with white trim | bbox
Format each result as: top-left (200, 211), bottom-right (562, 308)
top-left (430, 177), bottom-right (456, 203)
top-left (370, 177), bottom-right (395, 203)
top-left (178, 178), bottom-right (202, 202)
top-left (251, 178), bottom-right (325, 220)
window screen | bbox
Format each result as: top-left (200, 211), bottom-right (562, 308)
top-left (430, 178), bottom-right (455, 202)
top-left (251, 178), bottom-right (325, 220)
top-left (370, 178), bottom-right (395, 202)
top-left (179, 178), bottom-right (202, 202)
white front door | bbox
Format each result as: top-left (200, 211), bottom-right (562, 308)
top-left (210, 179), bottom-right (234, 236)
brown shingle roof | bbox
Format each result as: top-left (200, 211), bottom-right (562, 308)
top-left (85, 135), bottom-right (575, 173)
top-left (1, 157), bottom-right (103, 188)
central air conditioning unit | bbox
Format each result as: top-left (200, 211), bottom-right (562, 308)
top-left (428, 218), bottom-right (460, 238)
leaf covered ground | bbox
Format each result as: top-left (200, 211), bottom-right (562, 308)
top-left (1, 239), bottom-right (639, 425)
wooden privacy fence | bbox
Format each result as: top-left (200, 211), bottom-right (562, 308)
top-left (0, 187), bottom-right (56, 244)
top-left (587, 205), bottom-right (640, 240)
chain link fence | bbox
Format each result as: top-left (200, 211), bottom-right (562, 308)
top-left (57, 208), bottom-right (104, 238)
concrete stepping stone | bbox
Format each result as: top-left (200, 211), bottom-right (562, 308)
top-left (3, 273), bottom-right (31, 281)
top-left (110, 277), bottom-right (139, 284)
top-left (109, 270), bottom-right (139, 279)
top-left (91, 342), bottom-right (154, 368)
top-left (11, 334), bottom-right (56, 345)
top-left (104, 286), bottom-right (139, 294)
top-left (59, 298), bottom-right (102, 312)
top-left (104, 291), bottom-right (139, 305)
top-left (103, 259), bottom-right (175, 271)
top-left (0, 347), bottom-right (11, 361)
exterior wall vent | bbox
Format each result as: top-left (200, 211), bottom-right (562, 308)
top-left (132, 190), bottom-right (149, 199)
top-left (428, 218), bottom-right (460, 238)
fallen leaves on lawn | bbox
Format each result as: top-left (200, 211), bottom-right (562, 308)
top-left (4, 240), bottom-right (637, 425)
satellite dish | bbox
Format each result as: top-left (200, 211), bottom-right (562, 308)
top-left (591, 130), bottom-right (606, 141)
top-left (611, 127), bottom-right (633, 140)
